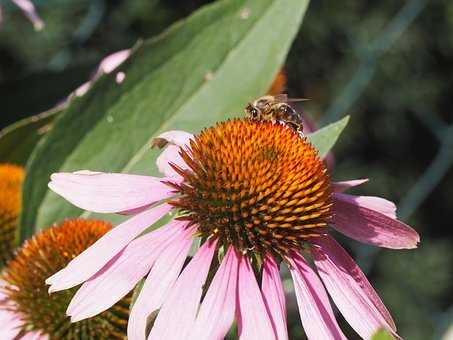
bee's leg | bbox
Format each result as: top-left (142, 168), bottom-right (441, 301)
top-left (296, 124), bottom-right (305, 137)
top-left (286, 121), bottom-right (299, 131)
top-left (298, 123), bottom-right (304, 134)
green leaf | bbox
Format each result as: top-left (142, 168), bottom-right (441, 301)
top-left (20, 0), bottom-right (310, 241)
top-left (371, 329), bottom-right (395, 340)
top-left (0, 108), bottom-right (60, 165)
top-left (307, 115), bottom-right (349, 158)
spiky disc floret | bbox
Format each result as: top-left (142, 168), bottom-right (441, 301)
top-left (170, 119), bottom-right (332, 258)
top-left (0, 164), bottom-right (24, 266)
top-left (1, 219), bottom-right (129, 339)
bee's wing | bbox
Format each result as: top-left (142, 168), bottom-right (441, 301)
top-left (273, 94), bottom-right (310, 103)
top-left (273, 94), bottom-right (288, 102)
top-left (286, 97), bottom-right (310, 103)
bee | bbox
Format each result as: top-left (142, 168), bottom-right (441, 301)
top-left (244, 94), bottom-right (307, 134)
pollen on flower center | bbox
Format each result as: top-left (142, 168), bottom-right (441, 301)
top-left (1, 219), bottom-right (129, 339)
top-left (169, 119), bottom-right (332, 257)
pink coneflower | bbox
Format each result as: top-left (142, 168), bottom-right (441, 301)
top-left (46, 119), bottom-right (419, 340)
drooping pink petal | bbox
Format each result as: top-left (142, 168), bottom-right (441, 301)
top-left (152, 130), bottom-right (193, 149)
top-left (237, 256), bottom-right (275, 340)
top-left (332, 193), bottom-right (420, 249)
top-left (127, 227), bottom-right (195, 340)
top-left (312, 236), bottom-right (398, 339)
top-left (261, 256), bottom-right (288, 340)
top-left (332, 179), bottom-right (369, 193)
top-left (156, 144), bottom-right (187, 178)
top-left (46, 204), bottom-right (172, 291)
top-left (0, 307), bottom-right (22, 339)
top-left (147, 239), bottom-right (217, 340)
top-left (49, 171), bottom-right (176, 214)
top-left (67, 221), bottom-right (188, 321)
top-left (187, 246), bottom-right (239, 340)
top-left (12, 0), bottom-right (44, 31)
top-left (288, 252), bottom-right (346, 340)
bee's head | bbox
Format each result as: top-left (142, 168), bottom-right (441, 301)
top-left (244, 103), bottom-right (260, 119)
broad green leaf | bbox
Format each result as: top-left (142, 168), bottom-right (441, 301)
top-left (371, 329), bottom-right (394, 340)
top-left (0, 108), bottom-right (60, 165)
top-left (307, 115), bottom-right (349, 158)
top-left (20, 0), bottom-right (310, 241)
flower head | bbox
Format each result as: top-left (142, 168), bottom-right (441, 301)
top-left (0, 219), bottom-right (130, 339)
top-left (47, 119), bottom-right (419, 340)
top-left (169, 119), bottom-right (332, 258)
top-left (0, 164), bottom-right (24, 266)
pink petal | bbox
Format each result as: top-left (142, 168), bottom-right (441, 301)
top-left (156, 144), bottom-right (187, 178)
top-left (335, 193), bottom-right (396, 218)
top-left (151, 130), bottom-right (193, 148)
top-left (127, 227), bottom-right (194, 340)
top-left (332, 179), bottom-right (369, 193)
top-left (67, 222), bottom-right (187, 321)
top-left (147, 239), bottom-right (217, 340)
top-left (237, 256), bottom-right (275, 340)
top-left (0, 279), bottom-right (7, 301)
top-left (261, 256), bottom-right (288, 340)
top-left (312, 236), bottom-right (398, 339)
top-left (332, 193), bottom-right (420, 249)
top-left (288, 252), bottom-right (346, 340)
top-left (49, 171), bottom-right (176, 214)
top-left (187, 246), bottom-right (239, 340)
top-left (0, 307), bottom-right (22, 339)
top-left (12, 0), bottom-right (44, 31)
top-left (46, 204), bottom-right (172, 291)
top-left (152, 130), bottom-right (193, 178)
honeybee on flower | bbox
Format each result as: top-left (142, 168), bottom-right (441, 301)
top-left (244, 94), bottom-right (308, 135)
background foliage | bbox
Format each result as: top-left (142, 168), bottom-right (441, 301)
top-left (1, 0), bottom-right (452, 339)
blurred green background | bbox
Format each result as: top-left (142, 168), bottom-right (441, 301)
top-left (1, 0), bottom-right (452, 339)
